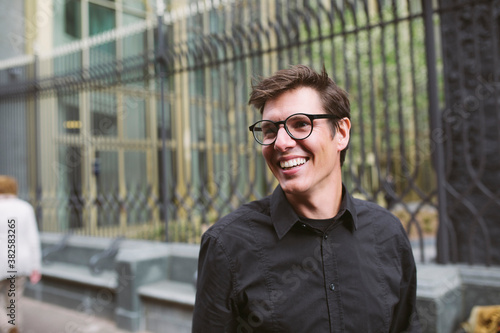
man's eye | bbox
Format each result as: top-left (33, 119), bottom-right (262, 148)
top-left (290, 120), bottom-right (310, 129)
top-left (263, 127), bottom-right (277, 136)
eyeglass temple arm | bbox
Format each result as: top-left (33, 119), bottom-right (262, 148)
top-left (249, 125), bottom-right (262, 132)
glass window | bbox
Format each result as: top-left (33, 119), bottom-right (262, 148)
top-left (53, 52), bottom-right (82, 76)
top-left (124, 151), bottom-right (146, 185)
top-left (124, 151), bottom-right (149, 225)
top-left (91, 92), bottom-right (117, 136)
top-left (124, 94), bottom-right (146, 139)
top-left (89, 3), bottom-right (116, 37)
top-left (58, 145), bottom-right (83, 229)
top-left (65, 0), bottom-right (81, 39)
top-left (88, 3), bottom-right (116, 65)
top-left (122, 23), bottom-right (145, 58)
top-left (122, 10), bottom-right (145, 28)
top-left (58, 93), bottom-right (80, 135)
top-left (95, 150), bottom-right (119, 227)
top-left (53, 0), bottom-right (81, 46)
top-left (89, 40), bottom-right (116, 66)
top-left (123, 0), bottom-right (145, 13)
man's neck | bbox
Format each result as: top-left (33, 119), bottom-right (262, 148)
top-left (284, 180), bottom-right (343, 220)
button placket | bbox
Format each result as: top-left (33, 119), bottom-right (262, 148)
top-left (321, 231), bottom-right (342, 331)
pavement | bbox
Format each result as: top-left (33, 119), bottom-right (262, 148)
top-left (20, 297), bottom-right (152, 333)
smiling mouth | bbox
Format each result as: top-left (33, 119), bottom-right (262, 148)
top-left (279, 158), bottom-right (308, 170)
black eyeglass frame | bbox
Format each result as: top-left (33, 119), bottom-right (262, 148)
top-left (248, 113), bottom-right (339, 145)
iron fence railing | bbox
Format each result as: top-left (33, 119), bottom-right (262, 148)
top-left (0, 0), bottom-right (499, 265)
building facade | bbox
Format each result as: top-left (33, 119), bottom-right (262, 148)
top-left (0, 0), bottom-right (274, 241)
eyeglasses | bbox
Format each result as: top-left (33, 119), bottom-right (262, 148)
top-left (249, 113), bottom-right (338, 145)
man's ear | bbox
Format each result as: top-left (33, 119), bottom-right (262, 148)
top-left (336, 117), bottom-right (351, 151)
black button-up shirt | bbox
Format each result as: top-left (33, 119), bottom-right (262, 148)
top-left (193, 185), bottom-right (420, 332)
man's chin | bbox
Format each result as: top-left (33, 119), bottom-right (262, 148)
top-left (279, 182), bottom-right (309, 196)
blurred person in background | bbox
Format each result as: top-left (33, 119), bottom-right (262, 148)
top-left (0, 175), bottom-right (41, 333)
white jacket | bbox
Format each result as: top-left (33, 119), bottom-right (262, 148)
top-left (0, 195), bottom-right (41, 280)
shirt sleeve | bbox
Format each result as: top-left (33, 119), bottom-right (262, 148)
top-left (192, 233), bottom-right (239, 333)
top-left (389, 232), bottom-right (421, 333)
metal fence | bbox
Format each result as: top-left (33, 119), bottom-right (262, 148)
top-left (0, 0), bottom-right (498, 265)
top-left (436, 0), bottom-right (500, 266)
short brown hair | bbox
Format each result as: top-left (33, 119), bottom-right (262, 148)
top-left (248, 65), bottom-right (351, 165)
top-left (0, 175), bottom-right (18, 195)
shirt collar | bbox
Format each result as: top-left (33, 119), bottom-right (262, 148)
top-left (270, 184), bottom-right (358, 240)
top-left (341, 185), bottom-right (358, 232)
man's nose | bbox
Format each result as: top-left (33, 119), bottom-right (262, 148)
top-left (274, 126), bottom-right (295, 151)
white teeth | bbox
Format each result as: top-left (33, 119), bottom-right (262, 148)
top-left (280, 158), bottom-right (307, 169)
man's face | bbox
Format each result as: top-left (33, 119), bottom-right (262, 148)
top-left (261, 87), bottom-right (349, 197)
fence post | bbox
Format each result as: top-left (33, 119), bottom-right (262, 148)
top-left (156, 1), bottom-right (169, 242)
top-left (422, 0), bottom-right (450, 264)
top-left (33, 54), bottom-right (43, 231)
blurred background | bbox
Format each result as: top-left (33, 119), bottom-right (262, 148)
top-left (0, 0), bottom-right (499, 265)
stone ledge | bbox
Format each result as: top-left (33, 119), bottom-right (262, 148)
top-left (458, 264), bottom-right (500, 287)
top-left (416, 264), bottom-right (461, 299)
top-left (139, 280), bottom-right (196, 307)
top-left (42, 262), bottom-right (117, 289)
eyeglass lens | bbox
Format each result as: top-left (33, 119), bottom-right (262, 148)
top-left (254, 114), bottom-right (313, 144)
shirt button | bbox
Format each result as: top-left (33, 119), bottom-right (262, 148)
top-left (301, 224), bottom-right (306, 228)
top-left (329, 283), bottom-right (335, 291)
top-left (323, 234), bottom-right (328, 240)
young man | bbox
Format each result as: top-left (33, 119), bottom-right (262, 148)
top-left (192, 65), bottom-right (420, 332)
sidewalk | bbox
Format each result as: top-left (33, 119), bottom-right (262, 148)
top-left (21, 297), bottom-right (152, 333)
